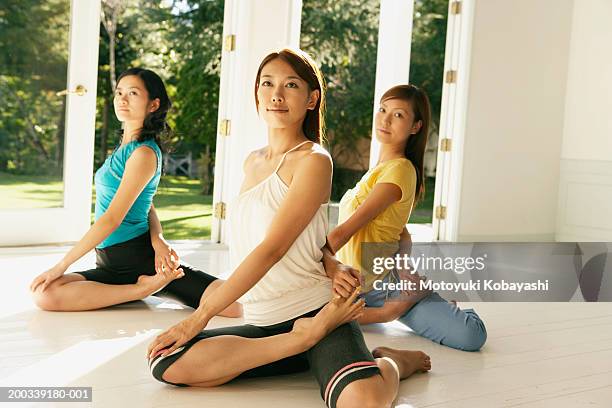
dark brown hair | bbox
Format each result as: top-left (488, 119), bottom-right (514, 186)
top-left (381, 84), bottom-right (431, 204)
top-left (254, 48), bottom-right (326, 144)
top-left (116, 67), bottom-right (172, 154)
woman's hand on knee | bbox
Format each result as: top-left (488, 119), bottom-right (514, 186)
top-left (152, 236), bottom-right (180, 277)
top-left (30, 264), bottom-right (66, 293)
top-left (147, 314), bottom-right (208, 359)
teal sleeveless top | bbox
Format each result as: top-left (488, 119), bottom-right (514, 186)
top-left (94, 139), bottom-right (162, 249)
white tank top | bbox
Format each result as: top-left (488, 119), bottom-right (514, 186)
top-left (228, 141), bottom-right (332, 326)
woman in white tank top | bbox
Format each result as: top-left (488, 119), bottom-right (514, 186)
top-left (147, 48), bottom-right (431, 408)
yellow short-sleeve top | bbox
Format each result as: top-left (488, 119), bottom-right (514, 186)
top-left (336, 158), bottom-right (417, 290)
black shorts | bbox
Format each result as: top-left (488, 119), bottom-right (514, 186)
top-left (150, 308), bottom-right (381, 408)
top-left (73, 232), bottom-right (217, 309)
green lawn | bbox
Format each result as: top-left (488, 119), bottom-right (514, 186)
top-left (409, 176), bottom-right (435, 224)
top-left (0, 173), bottom-right (64, 208)
top-left (0, 173), bottom-right (212, 240)
top-left (153, 177), bottom-right (212, 240)
top-left (0, 173), bottom-right (433, 241)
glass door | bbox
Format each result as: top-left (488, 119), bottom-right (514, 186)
top-left (0, 0), bottom-right (101, 246)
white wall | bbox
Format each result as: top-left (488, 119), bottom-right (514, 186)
top-left (454, 0), bottom-right (575, 241)
top-left (556, 0), bottom-right (612, 241)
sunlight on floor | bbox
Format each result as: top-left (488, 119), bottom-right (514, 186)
top-left (2, 242), bottom-right (612, 407)
top-left (0, 332), bottom-right (157, 387)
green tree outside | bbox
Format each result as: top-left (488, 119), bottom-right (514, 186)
top-left (1, 0), bottom-right (448, 234)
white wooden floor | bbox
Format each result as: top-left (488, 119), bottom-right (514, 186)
top-left (1, 242), bottom-right (611, 408)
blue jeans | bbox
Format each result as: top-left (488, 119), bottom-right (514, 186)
top-left (363, 274), bottom-right (487, 352)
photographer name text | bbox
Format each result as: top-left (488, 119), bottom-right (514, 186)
top-left (374, 279), bottom-right (550, 293)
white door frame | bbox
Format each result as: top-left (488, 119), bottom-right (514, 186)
top-left (368, 0), bottom-right (415, 169)
top-left (210, 0), bottom-right (476, 244)
top-left (0, 0), bottom-right (100, 246)
top-left (211, 0), bottom-right (303, 244)
top-left (371, 0), bottom-right (475, 242)
top-left (432, 0), bottom-right (475, 242)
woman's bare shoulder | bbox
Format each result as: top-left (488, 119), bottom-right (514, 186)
top-left (243, 147), bottom-right (267, 171)
top-left (301, 143), bottom-right (332, 166)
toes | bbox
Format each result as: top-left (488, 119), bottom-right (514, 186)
top-left (347, 287), bottom-right (361, 303)
top-left (423, 357), bottom-right (432, 371)
top-left (351, 299), bottom-right (365, 313)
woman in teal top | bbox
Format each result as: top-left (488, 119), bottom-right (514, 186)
top-left (94, 137), bottom-right (162, 249)
top-left (30, 68), bottom-right (240, 317)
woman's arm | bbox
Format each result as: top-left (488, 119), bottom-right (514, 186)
top-left (322, 226), bottom-right (416, 324)
top-left (321, 246), bottom-right (341, 279)
top-left (196, 151), bottom-right (332, 320)
top-left (322, 247), bottom-right (363, 298)
top-left (149, 203), bottom-right (164, 241)
top-left (327, 183), bottom-right (401, 253)
top-left (398, 225), bottom-right (412, 263)
top-left (61, 147), bottom-right (157, 266)
top-left (148, 150), bottom-right (333, 358)
top-left (356, 226), bottom-right (430, 325)
top-left (322, 185), bottom-right (406, 298)
top-left (149, 204), bottom-right (180, 274)
top-left (358, 300), bottom-right (412, 324)
top-left (30, 147), bottom-right (157, 292)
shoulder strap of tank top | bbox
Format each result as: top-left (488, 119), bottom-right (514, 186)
top-left (273, 140), bottom-right (313, 173)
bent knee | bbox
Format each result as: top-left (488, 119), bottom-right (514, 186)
top-left (160, 359), bottom-right (227, 387)
top-left (221, 302), bottom-right (243, 318)
top-left (160, 364), bottom-right (187, 385)
top-left (452, 321), bottom-right (487, 351)
top-left (32, 288), bottom-right (63, 311)
top-left (337, 376), bottom-right (391, 408)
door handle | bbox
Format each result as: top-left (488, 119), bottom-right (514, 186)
top-left (56, 84), bottom-right (87, 97)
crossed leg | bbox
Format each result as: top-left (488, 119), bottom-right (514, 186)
top-left (32, 269), bottom-right (183, 311)
top-left (152, 295), bottom-right (431, 408)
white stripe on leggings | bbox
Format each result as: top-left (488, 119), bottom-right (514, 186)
top-left (325, 365), bottom-right (377, 407)
top-left (149, 346), bottom-right (186, 373)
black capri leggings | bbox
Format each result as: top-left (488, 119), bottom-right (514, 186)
top-left (73, 232), bottom-right (217, 308)
top-left (149, 309), bottom-right (381, 408)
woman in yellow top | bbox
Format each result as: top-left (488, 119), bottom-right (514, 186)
top-left (325, 84), bottom-right (487, 351)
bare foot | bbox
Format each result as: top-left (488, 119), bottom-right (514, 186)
top-left (372, 346), bottom-right (431, 379)
top-left (136, 268), bottom-right (185, 297)
top-left (292, 288), bottom-right (365, 348)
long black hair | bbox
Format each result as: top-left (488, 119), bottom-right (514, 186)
top-left (380, 84), bottom-right (431, 205)
top-left (116, 68), bottom-right (172, 153)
